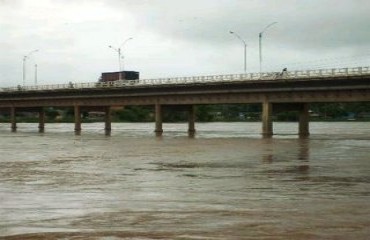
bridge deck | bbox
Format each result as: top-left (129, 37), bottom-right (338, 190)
top-left (1, 66), bottom-right (369, 94)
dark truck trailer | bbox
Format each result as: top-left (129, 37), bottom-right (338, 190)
top-left (99, 71), bottom-right (139, 82)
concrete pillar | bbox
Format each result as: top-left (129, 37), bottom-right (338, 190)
top-left (10, 107), bottom-right (16, 132)
top-left (155, 103), bottom-right (163, 134)
top-left (299, 103), bottom-right (310, 137)
top-left (188, 105), bottom-right (196, 134)
top-left (74, 105), bottom-right (81, 132)
top-left (38, 108), bottom-right (45, 132)
top-left (104, 106), bottom-right (112, 132)
top-left (262, 101), bottom-right (273, 137)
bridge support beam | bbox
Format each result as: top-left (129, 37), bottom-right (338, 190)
top-left (188, 105), bottom-right (196, 135)
top-left (38, 108), bottom-right (45, 132)
top-left (155, 103), bottom-right (163, 135)
top-left (74, 105), bottom-right (81, 132)
top-left (10, 107), bottom-right (16, 132)
top-left (262, 101), bottom-right (273, 137)
top-left (104, 106), bottom-right (112, 133)
top-left (299, 103), bottom-right (310, 137)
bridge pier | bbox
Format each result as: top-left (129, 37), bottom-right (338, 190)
top-left (262, 101), bottom-right (273, 137)
top-left (188, 105), bottom-right (196, 135)
top-left (38, 108), bottom-right (45, 132)
top-left (104, 106), bottom-right (112, 133)
top-left (10, 107), bottom-right (16, 132)
top-left (155, 103), bottom-right (163, 135)
top-left (262, 102), bottom-right (310, 137)
top-left (74, 105), bottom-right (81, 132)
top-left (299, 103), bottom-right (310, 137)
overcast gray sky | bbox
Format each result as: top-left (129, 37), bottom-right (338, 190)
top-left (1, 0), bottom-right (369, 87)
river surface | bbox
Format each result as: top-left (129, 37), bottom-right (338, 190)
top-left (0, 122), bottom-right (369, 239)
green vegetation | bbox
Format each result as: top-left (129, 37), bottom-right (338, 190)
top-left (0, 103), bottom-right (369, 123)
top-left (310, 103), bottom-right (370, 120)
top-left (116, 106), bottom-right (153, 122)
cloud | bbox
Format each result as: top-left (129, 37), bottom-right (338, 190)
top-left (1, 0), bottom-right (369, 87)
top-left (110, 0), bottom-right (370, 50)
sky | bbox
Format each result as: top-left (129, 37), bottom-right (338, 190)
top-left (1, 0), bottom-right (369, 87)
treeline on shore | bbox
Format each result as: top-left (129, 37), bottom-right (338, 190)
top-left (1, 103), bottom-right (369, 123)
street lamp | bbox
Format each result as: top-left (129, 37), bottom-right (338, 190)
top-left (34, 64), bottom-right (38, 85)
top-left (22, 49), bottom-right (39, 86)
top-left (230, 31), bottom-right (247, 73)
top-left (259, 22), bottom-right (277, 74)
top-left (108, 37), bottom-right (133, 80)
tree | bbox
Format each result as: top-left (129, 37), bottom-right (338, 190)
top-left (196, 105), bottom-right (215, 122)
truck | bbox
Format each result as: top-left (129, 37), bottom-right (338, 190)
top-left (99, 71), bottom-right (139, 82)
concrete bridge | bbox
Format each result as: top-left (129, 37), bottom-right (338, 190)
top-left (1, 66), bottom-right (369, 136)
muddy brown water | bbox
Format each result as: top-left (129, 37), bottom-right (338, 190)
top-left (0, 122), bottom-right (369, 239)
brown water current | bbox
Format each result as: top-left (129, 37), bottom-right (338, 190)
top-left (0, 122), bottom-right (369, 239)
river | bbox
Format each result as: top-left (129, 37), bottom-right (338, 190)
top-left (0, 122), bottom-right (369, 239)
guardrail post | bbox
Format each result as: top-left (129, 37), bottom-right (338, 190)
top-left (10, 107), bottom-right (17, 132)
top-left (154, 103), bottom-right (163, 135)
top-left (262, 101), bottom-right (273, 137)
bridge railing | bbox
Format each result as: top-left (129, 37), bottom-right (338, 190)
top-left (1, 66), bottom-right (369, 93)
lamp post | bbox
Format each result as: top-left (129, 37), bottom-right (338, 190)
top-left (34, 64), bottom-right (38, 85)
top-left (259, 22), bottom-right (277, 74)
top-left (230, 31), bottom-right (247, 73)
top-left (22, 49), bottom-right (39, 86)
top-left (109, 37), bottom-right (133, 80)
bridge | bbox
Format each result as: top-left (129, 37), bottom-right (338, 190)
top-left (1, 66), bottom-right (370, 136)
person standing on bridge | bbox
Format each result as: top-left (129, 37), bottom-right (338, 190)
top-left (280, 68), bottom-right (288, 78)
